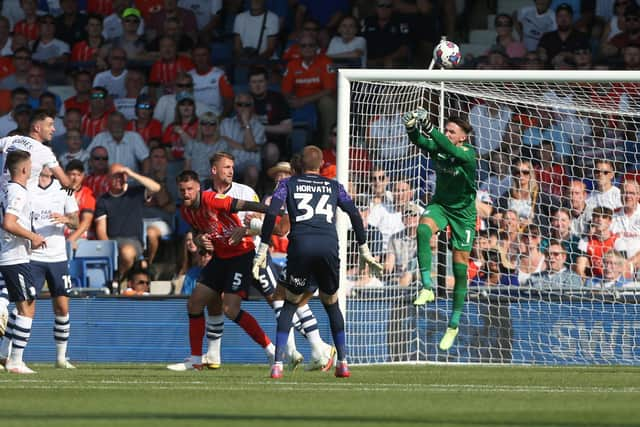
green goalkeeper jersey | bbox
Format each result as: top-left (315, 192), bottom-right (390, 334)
top-left (407, 126), bottom-right (477, 210)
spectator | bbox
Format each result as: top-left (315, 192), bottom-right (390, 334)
top-left (537, 3), bottom-right (590, 67)
top-left (81, 86), bottom-right (111, 138)
top-left (184, 112), bottom-right (230, 180)
top-left (468, 99), bottom-right (513, 181)
top-left (360, 1), bottom-right (410, 68)
top-left (26, 64), bottom-right (61, 110)
top-left (576, 206), bottom-right (619, 279)
top-left (64, 159), bottom-right (96, 246)
top-left (491, 13), bottom-right (527, 59)
top-left (294, 0), bottom-right (350, 48)
top-left (0, 47), bottom-right (32, 90)
top-left (602, 5), bottom-right (640, 56)
top-left (533, 139), bottom-right (569, 198)
top-left (38, 91), bottom-right (66, 137)
top-left (541, 207), bottom-right (581, 267)
top-left (0, 87), bottom-right (29, 136)
top-left (193, 0), bottom-right (224, 45)
top-left (499, 209), bottom-right (525, 266)
top-left (88, 111), bottom-right (150, 173)
top-left (233, 0), bottom-right (279, 60)
top-left (152, 72), bottom-right (210, 129)
top-left (219, 92), bottom-right (266, 187)
top-left (58, 129), bottom-right (89, 170)
top-left (14, 0), bottom-right (40, 43)
top-left (0, 102), bottom-right (31, 137)
top-left (143, 145), bottom-right (176, 263)
top-left (573, 45), bottom-right (593, 69)
top-left (326, 15), bottom-right (367, 68)
top-left (587, 159), bottom-right (622, 214)
top-left (32, 15), bottom-right (70, 68)
top-left (526, 240), bottom-right (583, 289)
top-left (515, 0), bottom-right (557, 52)
top-left (84, 145), bottom-right (111, 199)
top-left (470, 248), bottom-right (519, 287)
top-left (147, 0), bottom-right (198, 44)
top-left (113, 69), bottom-right (147, 120)
top-left (121, 267), bottom-right (152, 296)
top-left (147, 16), bottom-right (194, 54)
top-left (402, 0), bottom-right (440, 68)
top-left (282, 18), bottom-right (323, 62)
top-left (281, 33), bottom-right (336, 148)
top-left (126, 94), bottom-right (163, 144)
top-left (565, 179), bottom-right (591, 237)
top-left (480, 150), bottom-right (512, 203)
top-left (0, 16), bottom-right (13, 56)
top-left (601, 0), bottom-right (632, 42)
top-left (93, 47), bottom-right (128, 100)
top-left (54, 0), bottom-right (88, 47)
top-left (162, 92), bottom-right (198, 160)
top-left (188, 44), bottom-right (234, 117)
top-left (62, 70), bottom-right (92, 116)
top-left (51, 108), bottom-right (88, 157)
top-left (95, 162), bottom-right (161, 277)
top-left (107, 8), bottom-right (148, 61)
top-left (496, 160), bottom-right (541, 228)
top-left (585, 249), bottom-right (633, 288)
top-left (87, 0), bottom-right (113, 17)
top-left (611, 179), bottom-right (640, 274)
top-left (248, 66), bottom-right (291, 159)
top-left (384, 202), bottom-right (421, 287)
top-left (103, 4), bottom-right (146, 41)
top-left (148, 36), bottom-right (195, 96)
top-left (516, 223), bottom-right (547, 284)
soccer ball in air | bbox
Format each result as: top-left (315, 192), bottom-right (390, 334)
top-left (433, 40), bottom-right (462, 68)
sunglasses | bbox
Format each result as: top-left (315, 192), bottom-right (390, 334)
top-left (201, 121), bottom-right (217, 126)
top-left (136, 103), bottom-right (152, 109)
top-left (91, 92), bottom-right (106, 99)
top-left (515, 169), bottom-right (531, 175)
top-left (176, 83), bottom-right (193, 88)
top-left (595, 170), bottom-right (612, 175)
top-left (136, 280), bottom-right (150, 285)
top-left (235, 102), bottom-right (252, 107)
top-left (92, 156), bottom-right (108, 161)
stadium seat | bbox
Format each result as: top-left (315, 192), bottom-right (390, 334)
top-left (67, 240), bottom-right (118, 290)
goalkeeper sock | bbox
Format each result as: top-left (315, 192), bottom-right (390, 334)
top-left (449, 262), bottom-right (469, 329)
top-left (188, 312), bottom-right (205, 357)
top-left (323, 302), bottom-right (346, 361)
top-left (274, 300), bottom-right (296, 363)
top-left (417, 223), bottom-right (433, 290)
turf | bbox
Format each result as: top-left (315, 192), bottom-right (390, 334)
top-left (0, 364), bottom-right (638, 427)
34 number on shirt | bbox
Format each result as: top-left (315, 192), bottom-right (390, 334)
top-left (294, 193), bottom-right (333, 223)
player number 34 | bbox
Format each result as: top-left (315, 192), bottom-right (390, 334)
top-left (294, 193), bottom-right (334, 223)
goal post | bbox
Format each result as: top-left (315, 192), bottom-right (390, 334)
top-left (337, 69), bottom-right (640, 365)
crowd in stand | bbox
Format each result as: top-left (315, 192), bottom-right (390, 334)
top-left (0, 0), bottom-right (639, 293)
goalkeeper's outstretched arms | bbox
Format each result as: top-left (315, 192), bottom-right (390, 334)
top-left (402, 108), bottom-right (438, 152)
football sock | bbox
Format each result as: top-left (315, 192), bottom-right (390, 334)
top-left (188, 312), bottom-right (205, 357)
top-left (324, 302), bottom-right (346, 361)
top-left (0, 309), bottom-right (16, 358)
top-left (9, 314), bottom-right (32, 364)
top-left (206, 314), bottom-right (224, 361)
top-left (449, 262), bottom-right (469, 329)
top-left (271, 299), bottom-right (297, 355)
top-left (296, 304), bottom-right (325, 358)
top-left (54, 314), bottom-right (70, 362)
top-left (233, 310), bottom-right (272, 349)
top-left (274, 301), bottom-right (296, 363)
top-left (417, 223), bottom-right (433, 290)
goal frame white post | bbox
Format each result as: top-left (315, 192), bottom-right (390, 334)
top-left (335, 69), bottom-right (640, 364)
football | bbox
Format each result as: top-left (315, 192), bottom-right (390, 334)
top-left (433, 40), bottom-right (462, 68)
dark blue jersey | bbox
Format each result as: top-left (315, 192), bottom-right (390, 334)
top-left (260, 173), bottom-right (367, 249)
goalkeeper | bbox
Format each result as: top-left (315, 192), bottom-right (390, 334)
top-left (402, 108), bottom-right (477, 351)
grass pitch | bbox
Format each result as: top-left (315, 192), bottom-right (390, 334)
top-left (0, 364), bottom-right (638, 427)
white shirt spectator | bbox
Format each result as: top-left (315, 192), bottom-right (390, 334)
top-left (86, 130), bottom-right (149, 172)
top-left (93, 69), bottom-right (128, 100)
top-left (102, 14), bottom-right (145, 40)
top-left (0, 37), bottom-right (12, 56)
top-left (58, 148), bottom-right (90, 170)
top-left (32, 38), bottom-right (70, 63)
top-left (30, 179), bottom-right (79, 263)
top-left (233, 9), bottom-right (279, 55)
top-left (1, 0), bottom-right (24, 30)
top-left (586, 185), bottom-right (622, 213)
top-left (0, 182), bottom-right (31, 265)
top-left (611, 204), bottom-right (640, 258)
top-left (517, 5), bottom-right (557, 51)
top-left (179, 0), bottom-right (222, 29)
top-left (219, 115), bottom-right (265, 172)
top-left (468, 102), bottom-right (513, 157)
top-left (188, 67), bottom-right (231, 116)
top-left (153, 93), bottom-right (212, 129)
top-left (114, 97), bottom-right (137, 121)
top-left (326, 35), bottom-right (367, 68)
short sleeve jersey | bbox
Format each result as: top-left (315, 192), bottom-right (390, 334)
top-left (0, 135), bottom-right (60, 188)
top-left (179, 191), bottom-right (254, 259)
top-left (30, 179), bottom-right (79, 262)
top-left (0, 181), bottom-right (31, 265)
top-left (281, 55), bottom-right (336, 98)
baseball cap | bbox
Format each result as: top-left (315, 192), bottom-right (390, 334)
top-left (556, 3), bottom-right (573, 15)
top-left (122, 8), bottom-right (142, 19)
top-left (175, 91), bottom-right (194, 103)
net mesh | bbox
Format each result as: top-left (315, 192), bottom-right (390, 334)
top-left (343, 77), bottom-right (640, 365)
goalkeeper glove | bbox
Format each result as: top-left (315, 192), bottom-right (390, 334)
top-left (414, 107), bottom-right (433, 134)
top-left (252, 242), bottom-right (269, 280)
top-left (402, 110), bottom-right (418, 131)
top-left (359, 243), bottom-right (383, 276)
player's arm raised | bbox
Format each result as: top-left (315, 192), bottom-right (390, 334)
top-left (421, 121), bottom-right (476, 163)
top-left (403, 108), bottom-right (438, 152)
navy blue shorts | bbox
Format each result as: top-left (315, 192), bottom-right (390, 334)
top-left (31, 260), bottom-right (72, 297)
top-left (0, 263), bottom-right (35, 302)
top-left (198, 251), bottom-right (254, 298)
top-left (252, 253), bottom-right (277, 298)
top-left (285, 242), bottom-right (340, 296)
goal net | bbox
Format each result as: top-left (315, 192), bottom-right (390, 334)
top-left (337, 70), bottom-right (640, 365)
